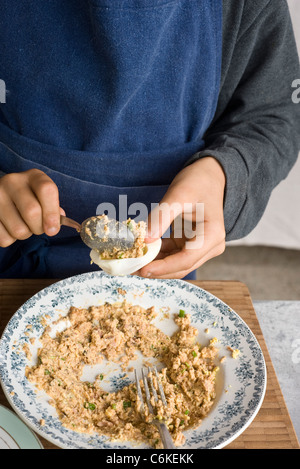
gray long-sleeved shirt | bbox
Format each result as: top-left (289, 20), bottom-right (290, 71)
top-left (1, 0), bottom-right (299, 242)
top-left (187, 0), bottom-right (300, 240)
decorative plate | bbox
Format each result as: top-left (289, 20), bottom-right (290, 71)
top-left (0, 272), bottom-right (266, 449)
top-left (0, 404), bottom-right (43, 449)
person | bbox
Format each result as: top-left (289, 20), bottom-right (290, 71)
top-left (0, 0), bottom-right (299, 279)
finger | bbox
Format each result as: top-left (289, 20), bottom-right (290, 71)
top-left (145, 189), bottom-right (184, 242)
top-left (140, 230), bottom-right (225, 278)
top-left (146, 269), bottom-right (193, 280)
top-left (159, 237), bottom-right (181, 253)
top-left (0, 193), bottom-right (32, 241)
top-left (140, 249), bottom-right (199, 277)
top-left (131, 237), bottom-right (182, 277)
top-left (133, 262), bottom-right (191, 279)
top-left (29, 172), bottom-right (61, 236)
top-left (0, 221), bottom-right (16, 248)
top-left (130, 247), bottom-right (172, 276)
top-left (130, 250), bottom-right (166, 277)
top-left (141, 232), bottom-right (206, 277)
top-left (155, 250), bottom-right (177, 260)
top-left (142, 241), bottom-right (225, 279)
top-left (11, 186), bottom-right (44, 235)
top-left (151, 219), bottom-right (225, 277)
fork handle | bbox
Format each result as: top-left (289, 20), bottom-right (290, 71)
top-left (156, 422), bottom-right (176, 449)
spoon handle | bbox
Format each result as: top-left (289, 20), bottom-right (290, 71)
top-left (60, 215), bottom-right (81, 232)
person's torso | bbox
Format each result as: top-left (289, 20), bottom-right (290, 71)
top-left (0, 0), bottom-right (222, 155)
top-left (0, 0), bottom-right (222, 278)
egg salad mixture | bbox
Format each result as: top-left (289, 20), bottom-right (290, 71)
top-left (25, 301), bottom-right (219, 448)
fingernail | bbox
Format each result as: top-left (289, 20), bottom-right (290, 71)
top-left (47, 226), bottom-right (59, 235)
top-left (146, 272), bottom-right (152, 278)
top-left (146, 229), bottom-right (158, 240)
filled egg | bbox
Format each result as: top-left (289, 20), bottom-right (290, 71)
top-left (90, 238), bottom-right (162, 276)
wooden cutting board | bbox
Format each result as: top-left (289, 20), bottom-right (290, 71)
top-left (0, 279), bottom-right (299, 449)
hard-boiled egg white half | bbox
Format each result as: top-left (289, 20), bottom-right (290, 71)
top-left (90, 238), bottom-right (162, 276)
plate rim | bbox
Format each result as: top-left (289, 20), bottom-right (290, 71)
top-left (0, 403), bottom-right (44, 449)
top-left (0, 272), bottom-right (267, 449)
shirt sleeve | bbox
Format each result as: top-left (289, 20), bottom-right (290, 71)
top-left (187, 0), bottom-right (300, 241)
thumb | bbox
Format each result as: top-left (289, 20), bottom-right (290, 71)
top-left (145, 189), bottom-right (184, 243)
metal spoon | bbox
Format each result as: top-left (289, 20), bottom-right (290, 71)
top-left (60, 215), bottom-right (135, 251)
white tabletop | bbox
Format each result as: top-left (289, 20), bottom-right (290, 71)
top-left (253, 301), bottom-right (300, 442)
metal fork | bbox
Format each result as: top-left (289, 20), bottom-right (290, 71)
top-left (134, 366), bottom-right (176, 449)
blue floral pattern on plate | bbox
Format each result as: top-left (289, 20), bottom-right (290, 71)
top-left (0, 272), bottom-right (266, 449)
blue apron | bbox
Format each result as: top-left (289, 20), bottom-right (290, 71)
top-left (0, 0), bottom-right (222, 279)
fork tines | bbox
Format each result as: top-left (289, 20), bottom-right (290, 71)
top-left (134, 366), bottom-right (167, 416)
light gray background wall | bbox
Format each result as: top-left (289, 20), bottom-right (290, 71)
top-left (228, 0), bottom-right (300, 250)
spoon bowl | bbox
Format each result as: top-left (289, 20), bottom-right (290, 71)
top-left (60, 215), bottom-right (135, 251)
top-left (60, 215), bottom-right (160, 276)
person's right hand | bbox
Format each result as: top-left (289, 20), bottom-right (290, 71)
top-left (0, 169), bottom-right (63, 247)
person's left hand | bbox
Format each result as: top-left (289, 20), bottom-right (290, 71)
top-left (134, 157), bottom-right (226, 279)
